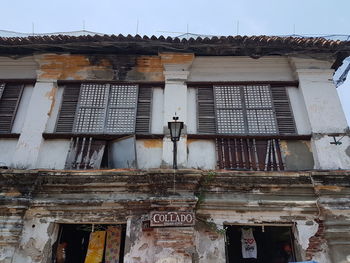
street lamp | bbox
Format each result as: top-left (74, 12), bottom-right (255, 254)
top-left (168, 116), bottom-right (184, 169)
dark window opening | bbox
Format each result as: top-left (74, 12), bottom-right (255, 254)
top-left (225, 225), bottom-right (296, 263)
top-left (53, 224), bottom-right (126, 263)
top-left (64, 135), bottom-right (137, 170)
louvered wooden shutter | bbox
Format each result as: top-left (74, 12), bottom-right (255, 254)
top-left (197, 87), bottom-right (216, 134)
top-left (0, 83), bottom-right (24, 133)
top-left (271, 86), bottom-right (296, 134)
top-left (135, 87), bottom-right (152, 133)
top-left (55, 84), bottom-right (80, 133)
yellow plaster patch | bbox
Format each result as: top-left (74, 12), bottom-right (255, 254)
top-left (187, 139), bottom-right (200, 145)
top-left (279, 140), bottom-right (290, 156)
top-left (143, 139), bottom-right (163, 148)
top-left (315, 185), bottom-right (344, 192)
top-left (302, 140), bottom-right (312, 152)
top-left (3, 190), bottom-right (21, 197)
top-left (38, 54), bottom-right (112, 80)
top-left (159, 53), bottom-right (195, 64)
top-left (45, 87), bottom-right (57, 116)
top-left (135, 56), bottom-right (164, 81)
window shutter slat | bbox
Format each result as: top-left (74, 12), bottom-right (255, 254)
top-left (55, 84), bottom-right (80, 133)
top-left (135, 87), bottom-right (152, 133)
top-left (0, 83), bottom-right (5, 99)
top-left (271, 87), bottom-right (296, 134)
top-left (197, 87), bottom-right (216, 134)
top-left (0, 84), bottom-right (24, 133)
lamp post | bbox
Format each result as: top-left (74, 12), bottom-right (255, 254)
top-left (168, 116), bottom-right (184, 169)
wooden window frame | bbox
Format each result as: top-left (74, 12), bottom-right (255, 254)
top-left (72, 83), bottom-right (139, 134)
top-left (193, 82), bottom-right (297, 136)
top-left (0, 82), bottom-right (25, 134)
top-left (55, 82), bottom-right (158, 136)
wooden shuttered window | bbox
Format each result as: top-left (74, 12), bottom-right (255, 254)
top-left (0, 83), bottom-right (24, 133)
top-left (56, 83), bottom-right (152, 134)
top-left (197, 85), bottom-right (296, 135)
top-left (55, 84), bottom-right (80, 133)
top-left (135, 87), bottom-right (152, 133)
top-left (197, 87), bottom-right (216, 134)
top-left (270, 86), bottom-right (296, 134)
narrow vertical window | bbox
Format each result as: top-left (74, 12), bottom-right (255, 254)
top-left (0, 83), bottom-right (24, 133)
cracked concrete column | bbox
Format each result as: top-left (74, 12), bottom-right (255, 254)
top-left (161, 53), bottom-right (194, 168)
top-left (290, 57), bottom-right (350, 169)
top-left (11, 80), bottom-right (57, 169)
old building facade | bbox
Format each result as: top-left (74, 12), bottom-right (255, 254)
top-left (0, 35), bottom-right (350, 263)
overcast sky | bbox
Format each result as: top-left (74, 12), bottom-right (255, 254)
top-left (1, 0), bottom-right (350, 123)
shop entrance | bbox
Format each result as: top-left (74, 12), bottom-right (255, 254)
top-left (225, 225), bottom-right (296, 263)
top-left (52, 224), bottom-right (126, 263)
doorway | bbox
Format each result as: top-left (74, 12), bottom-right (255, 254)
top-left (52, 224), bottom-right (126, 263)
top-left (225, 225), bottom-right (296, 263)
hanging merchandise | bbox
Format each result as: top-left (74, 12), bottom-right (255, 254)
top-left (104, 226), bottom-right (122, 263)
top-left (241, 227), bottom-right (257, 259)
top-left (84, 231), bottom-right (106, 263)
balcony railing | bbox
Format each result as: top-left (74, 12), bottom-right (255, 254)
top-left (216, 137), bottom-right (284, 171)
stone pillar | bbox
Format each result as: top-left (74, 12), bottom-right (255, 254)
top-left (291, 58), bottom-right (350, 169)
top-left (161, 54), bottom-right (194, 168)
top-left (11, 81), bottom-right (57, 169)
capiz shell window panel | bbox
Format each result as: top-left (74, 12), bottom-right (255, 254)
top-left (214, 85), bottom-right (278, 135)
top-left (73, 84), bottom-right (138, 133)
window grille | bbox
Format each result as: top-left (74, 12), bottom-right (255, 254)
top-left (197, 84), bottom-right (295, 135)
top-left (56, 83), bottom-right (148, 134)
top-left (214, 85), bottom-right (278, 134)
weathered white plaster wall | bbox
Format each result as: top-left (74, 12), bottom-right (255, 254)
top-left (291, 57), bottom-right (350, 169)
top-left (188, 56), bottom-right (295, 82)
top-left (187, 88), bottom-right (197, 134)
top-left (12, 85), bottom-right (34, 133)
top-left (311, 136), bottom-right (350, 169)
top-left (295, 69), bottom-right (348, 133)
top-left (162, 69), bottom-right (190, 168)
top-left (45, 86), bottom-right (64, 133)
top-left (36, 139), bottom-right (70, 169)
top-left (12, 217), bottom-right (58, 263)
top-left (151, 87), bottom-right (164, 134)
top-left (0, 139), bottom-right (17, 167)
top-left (187, 140), bottom-right (216, 169)
top-left (136, 139), bottom-right (162, 169)
top-left (162, 137), bottom-right (187, 168)
top-left (0, 56), bottom-right (37, 79)
top-left (11, 81), bottom-right (57, 169)
top-left (287, 86), bottom-right (312, 135)
top-left (195, 228), bottom-right (226, 263)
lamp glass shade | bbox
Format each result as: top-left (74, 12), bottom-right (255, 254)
top-left (168, 121), bottom-right (183, 141)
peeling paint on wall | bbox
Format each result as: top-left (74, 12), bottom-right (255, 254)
top-left (143, 139), bottom-right (163, 148)
top-left (44, 87), bottom-right (57, 116)
top-left (280, 140), bottom-right (314, 170)
top-left (37, 54), bottom-right (113, 80)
